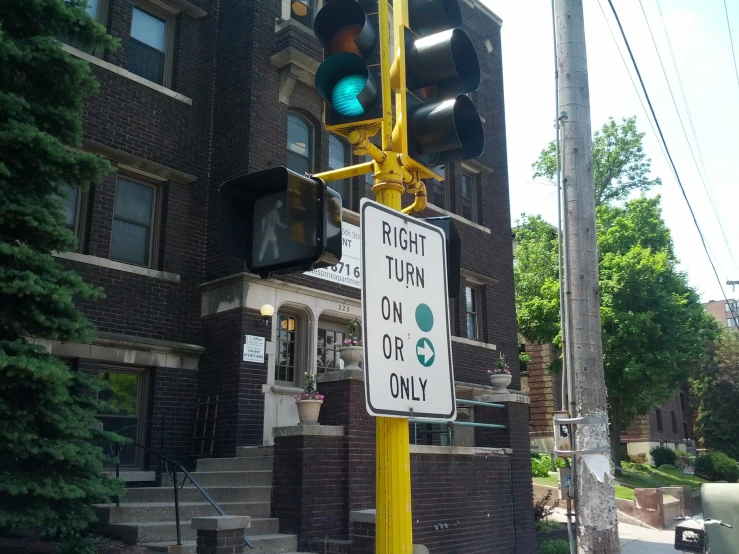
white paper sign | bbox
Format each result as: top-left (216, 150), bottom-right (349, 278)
top-left (305, 222), bottom-right (361, 288)
top-left (243, 335), bottom-right (265, 363)
top-left (360, 200), bottom-right (456, 420)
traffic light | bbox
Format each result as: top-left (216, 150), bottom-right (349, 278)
top-left (423, 216), bottom-right (461, 298)
top-left (219, 168), bottom-right (342, 278)
top-left (393, 0), bottom-right (484, 173)
top-left (314, 0), bottom-right (382, 132)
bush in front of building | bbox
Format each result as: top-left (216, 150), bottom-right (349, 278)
top-left (626, 452), bottom-right (648, 464)
top-left (695, 451), bottom-right (739, 482)
top-left (532, 454), bottom-right (565, 477)
top-left (650, 445), bottom-right (677, 467)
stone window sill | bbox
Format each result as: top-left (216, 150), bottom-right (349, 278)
top-left (451, 336), bottom-right (497, 350)
top-left (61, 44), bottom-right (193, 105)
top-left (54, 252), bottom-right (181, 283)
top-left (426, 203), bottom-right (491, 234)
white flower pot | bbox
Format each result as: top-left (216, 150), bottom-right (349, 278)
top-left (339, 346), bottom-right (364, 371)
top-left (296, 399), bottom-right (323, 425)
top-left (489, 373), bottom-right (512, 392)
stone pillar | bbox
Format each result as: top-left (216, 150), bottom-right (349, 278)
top-left (191, 515), bottom-right (250, 554)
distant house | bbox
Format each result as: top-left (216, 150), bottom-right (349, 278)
top-left (703, 299), bottom-right (739, 328)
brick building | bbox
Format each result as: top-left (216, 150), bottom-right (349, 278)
top-left (48, 0), bottom-right (535, 551)
top-left (522, 342), bottom-right (695, 461)
top-left (704, 298), bottom-right (739, 328)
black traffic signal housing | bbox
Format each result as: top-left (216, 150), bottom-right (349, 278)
top-left (314, 0), bottom-right (383, 133)
top-left (219, 168), bottom-right (342, 278)
top-left (393, 0), bottom-right (484, 173)
top-left (423, 216), bottom-right (461, 298)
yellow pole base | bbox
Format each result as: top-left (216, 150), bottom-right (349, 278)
top-left (376, 416), bottom-right (413, 554)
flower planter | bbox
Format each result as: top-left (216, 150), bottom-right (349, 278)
top-left (339, 346), bottom-right (364, 371)
top-left (296, 399), bottom-right (323, 425)
top-left (489, 373), bottom-right (512, 392)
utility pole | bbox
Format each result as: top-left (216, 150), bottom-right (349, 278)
top-left (556, 1), bottom-right (620, 551)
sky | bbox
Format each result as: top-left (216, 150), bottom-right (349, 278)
top-left (483, 0), bottom-right (739, 303)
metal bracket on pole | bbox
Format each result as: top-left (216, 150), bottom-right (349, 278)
top-left (555, 416), bottom-right (607, 425)
top-left (553, 445), bottom-right (610, 456)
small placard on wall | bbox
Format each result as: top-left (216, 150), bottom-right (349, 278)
top-left (243, 335), bottom-right (265, 363)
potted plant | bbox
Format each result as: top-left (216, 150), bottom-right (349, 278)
top-left (488, 354), bottom-right (512, 392)
top-left (295, 372), bottom-right (324, 425)
top-left (338, 318), bottom-right (363, 370)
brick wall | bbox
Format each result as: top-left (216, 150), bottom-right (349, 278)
top-left (526, 343), bottom-right (559, 437)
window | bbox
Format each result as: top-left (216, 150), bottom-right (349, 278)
top-left (111, 176), bottom-right (158, 267)
top-left (427, 166), bottom-right (450, 210)
top-left (286, 115), bottom-right (312, 175)
top-left (680, 392), bottom-right (685, 411)
top-left (465, 285), bottom-right (481, 340)
top-left (129, 4), bottom-right (174, 87)
top-left (54, 183), bottom-right (86, 247)
top-left (275, 313), bottom-right (299, 383)
top-left (725, 301), bottom-right (739, 313)
top-left (460, 169), bottom-right (478, 222)
top-left (317, 320), bottom-right (347, 374)
top-left (290, 0), bottom-right (314, 27)
top-left (683, 422), bottom-right (689, 439)
top-left (671, 411), bottom-right (678, 434)
top-left (61, 0), bottom-right (109, 51)
top-left (410, 421), bottom-right (451, 446)
top-left (656, 409), bottom-right (663, 432)
top-left (97, 367), bottom-right (148, 467)
top-left (364, 154), bottom-right (375, 199)
top-left (728, 317), bottom-right (738, 328)
top-left (328, 136), bottom-right (351, 209)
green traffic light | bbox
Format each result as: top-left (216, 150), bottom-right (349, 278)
top-left (331, 75), bottom-right (367, 116)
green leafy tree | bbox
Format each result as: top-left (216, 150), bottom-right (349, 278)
top-left (0, 1), bottom-right (121, 549)
top-left (692, 331), bottom-right (739, 460)
top-left (514, 197), bottom-right (717, 467)
top-left (532, 116), bottom-right (661, 207)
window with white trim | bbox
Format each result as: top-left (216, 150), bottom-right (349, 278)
top-left (460, 168), bottom-right (478, 223)
top-left (275, 312), bottom-right (300, 384)
top-left (328, 135), bottom-right (351, 209)
top-left (427, 166), bottom-right (450, 210)
top-left (286, 114), bottom-right (313, 175)
top-left (465, 285), bottom-right (481, 340)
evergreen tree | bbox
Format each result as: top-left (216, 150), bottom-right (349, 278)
top-left (0, 0), bottom-right (122, 549)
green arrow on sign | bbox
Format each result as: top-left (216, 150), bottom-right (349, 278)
top-left (416, 337), bottom-right (435, 367)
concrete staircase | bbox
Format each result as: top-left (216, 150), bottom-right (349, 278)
top-left (96, 446), bottom-right (306, 554)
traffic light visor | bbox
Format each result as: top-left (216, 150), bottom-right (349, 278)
top-left (409, 0), bottom-right (462, 36)
top-left (314, 0), bottom-right (377, 57)
top-left (316, 53), bottom-right (378, 117)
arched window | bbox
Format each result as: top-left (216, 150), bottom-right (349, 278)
top-left (286, 114), bottom-right (312, 175)
top-left (290, 0), bottom-right (313, 28)
top-left (328, 135), bottom-right (350, 209)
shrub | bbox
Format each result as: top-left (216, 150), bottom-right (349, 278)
top-left (627, 453), bottom-right (648, 464)
top-left (538, 539), bottom-right (571, 554)
top-left (533, 490), bottom-right (558, 522)
top-left (695, 451), bottom-right (739, 482)
top-left (532, 454), bottom-right (565, 477)
top-left (650, 445), bottom-right (677, 467)
top-left (622, 460), bottom-right (650, 473)
top-left (675, 450), bottom-right (692, 468)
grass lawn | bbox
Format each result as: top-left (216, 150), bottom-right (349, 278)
top-left (619, 464), bottom-right (708, 491)
top-left (535, 472), bottom-right (645, 500)
top-left (534, 473), bottom-right (559, 487)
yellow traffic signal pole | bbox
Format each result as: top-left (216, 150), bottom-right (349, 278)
top-left (313, 2), bottom-right (422, 550)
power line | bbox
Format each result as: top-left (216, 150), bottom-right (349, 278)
top-left (595, 0), bottom-right (668, 164)
top-left (605, 0), bottom-right (739, 323)
top-left (724, 0), bottom-right (739, 91)
top-left (640, 0), bottom-right (739, 275)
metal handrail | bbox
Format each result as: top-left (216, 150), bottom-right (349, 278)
top-left (112, 440), bottom-right (254, 549)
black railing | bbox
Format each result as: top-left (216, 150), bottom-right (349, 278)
top-left (110, 422), bottom-right (254, 549)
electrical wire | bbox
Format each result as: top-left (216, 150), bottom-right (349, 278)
top-left (644, 0), bottom-right (739, 275)
top-left (605, 0), bottom-right (739, 323)
top-left (724, 0), bottom-right (739, 91)
top-left (595, 0), bottom-right (669, 165)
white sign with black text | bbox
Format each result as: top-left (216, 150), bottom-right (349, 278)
top-left (243, 335), bottom-right (265, 363)
top-left (360, 200), bottom-right (456, 419)
top-left (305, 222), bottom-right (361, 288)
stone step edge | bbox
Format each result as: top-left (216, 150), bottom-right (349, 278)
top-left (96, 501), bottom-right (267, 508)
top-left (109, 517), bottom-right (277, 528)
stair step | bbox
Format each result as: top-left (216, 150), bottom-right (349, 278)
top-left (235, 446), bottom-right (274, 458)
top-left (108, 518), bottom-right (279, 544)
top-left (196, 456), bottom-right (273, 472)
top-left (95, 500), bottom-right (270, 523)
top-left (122, 485), bottom-right (272, 504)
top-left (142, 533), bottom-right (298, 554)
top-left (185, 470), bottom-right (272, 487)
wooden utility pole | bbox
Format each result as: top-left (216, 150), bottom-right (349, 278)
top-left (556, 0), bottom-right (620, 551)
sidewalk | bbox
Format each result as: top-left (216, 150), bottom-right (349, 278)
top-left (547, 507), bottom-right (678, 553)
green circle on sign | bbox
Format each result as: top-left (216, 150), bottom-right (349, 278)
top-left (416, 338), bottom-right (436, 367)
top-left (415, 303), bottom-right (434, 332)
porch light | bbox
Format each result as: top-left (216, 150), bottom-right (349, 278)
top-left (258, 304), bottom-right (274, 328)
